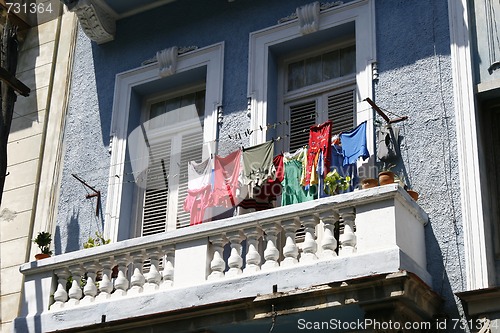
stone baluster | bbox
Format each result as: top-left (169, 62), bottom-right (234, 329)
top-left (243, 226), bottom-right (263, 274)
top-left (144, 247), bottom-right (162, 292)
top-left (50, 268), bottom-right (69, 310)
top-left (160, 245), bottom-right (175, 289)
top-left (300, 214), bottom-right (319, 263)
top-left (80, 262), bottom-right (99, 305)
top-left (280, 218), bottom-right (300, 267)
top-left (67, 265), bottom-right (84, 306)
top-left (225, 230), bottom-right (246, 277)
top-left (207, 235), bottom-right (228, 280)
top-left (261, 222), bottom-right (282, 270)
top-left (339, 207), bottom-right (356, 255)
top-left (319, 210), bottom-right (339, 259)
top-left (96, 258), bottom-right (114, 301)
top-left (128, 251), bottom-right (146, 295)
top-left (112, 255), bottom-right (130, 297)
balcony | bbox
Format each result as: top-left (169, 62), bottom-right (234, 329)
top-left (14, 184), bottom-right (441, 332)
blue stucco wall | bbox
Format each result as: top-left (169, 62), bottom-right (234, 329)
top-left (57, 0), bottom-right (466, 326)
top-left (375, 0), bottom-right (465, 320)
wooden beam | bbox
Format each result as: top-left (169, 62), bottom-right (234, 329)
top-left (0, 66), bottom-right (30, 96)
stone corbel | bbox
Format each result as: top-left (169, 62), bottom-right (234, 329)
top-left (296, 2), bottom-right (320, 34)
top-left (63, 0), bottom-right (116, 44)
top-left (157, 46), bottom-right (179, 78)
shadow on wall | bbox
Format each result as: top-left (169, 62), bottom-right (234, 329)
top-left (425, 219), bottom-right (464, 318)
top-left (54, 208), bottom-right (81, 254)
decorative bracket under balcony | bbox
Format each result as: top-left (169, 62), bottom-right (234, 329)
top-left (63, 0), bottom-right (116, 44)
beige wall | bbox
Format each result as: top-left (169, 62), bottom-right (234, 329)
top-left (0, 7), bottom-right (77, 332)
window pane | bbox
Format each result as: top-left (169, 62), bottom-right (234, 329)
top-left (340, 45), bottom-right (356, 76)
top-left (305, 55), bottom-right (322, 86)
top-left (322, 50), bottom-right (340, 81)
top-left (288, 61), bottom-right (305, 91)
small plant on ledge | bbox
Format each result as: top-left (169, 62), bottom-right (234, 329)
top-left (33, 231), bottom-right (52, 260)
top-left (324, 169), bottom-right (351, 195)
top-left (378, 163), bottom-right (396, 186)
top-left (83, 231), bottom-right (110, 249)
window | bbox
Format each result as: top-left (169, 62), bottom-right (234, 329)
top-left (248, 0), bottom-right (376, 154)
top-left (106, 43), bottom-right (224, 241)
top-left (280, 43), bottom-right (357, 152)
top-left (138, 88), bottom-right (206, 236)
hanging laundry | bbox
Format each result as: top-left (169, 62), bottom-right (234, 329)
top-left (184, 158), bottom-right (212, 225)
top-left (340, 121), bottom-right (370, 166)
top-left (281, 159), bottom-right (317, 206)
top-left (184, 185), bottom-right (212, 225)
top-left (187, 158), bottom-right (211, 190)
top-left (304, 120), bottom-right (332, 188)
top-left (242, 140), bottom-right (275, 187)
top-left (377, 124), bottom-right (400, 164)
top-left (212, 149), bottom-right (242, 208)
top-left (273, 153), bottom-right (284, 183)
top-left (284, 146), bottom-right (307, 186)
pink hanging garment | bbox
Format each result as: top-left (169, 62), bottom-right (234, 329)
top-left (183, 158), bottom-right (212, 225)
top-left (212, 149), bottom-right (242, 207)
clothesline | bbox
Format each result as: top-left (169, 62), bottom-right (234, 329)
top-left (71, 103), bottom-right (386, 183)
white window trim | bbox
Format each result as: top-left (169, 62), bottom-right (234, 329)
top-left (448, 0), bottom-right (493, 289)
top-left (247, 0), bottom-right (376, 149)
top-left (105, 42), bottom-right (224, 242)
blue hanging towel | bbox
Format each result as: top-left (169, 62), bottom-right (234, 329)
top-left (340, 121), bottom-right (369, 166)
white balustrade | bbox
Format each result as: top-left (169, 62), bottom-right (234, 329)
top-left (243, 226), bottom-right (263, 273)
top-left (319, 210), bottom-right (339, 259)
top-left (299, 214), bottom-right (319, 263)
top-left (261, 222), bottom-right (282, 270)
top-left (339, 207), bottom-right (356, 255)
top-left (50, 268), bottom-right (69, 310)
top-left (129, 251), bottom-right (146, 295)
top-left (225, 230), bottom-right (246, 277)
top-left (112, 255), bottom-right (130, 297)
top-left (96, 258), bottom-right (114, 301)
top-left (208, 235), bottom-right (228, 280)
top-left (144, 247), bottom-right (162, 292)
top-left (161, 245), bottom-right (175, 289)
top-left (67, 265), bottom-right (84, 306)
top-left (80, 262), bottom-right (98, 305)
top-left (281, 218), bottom-right (300, 267)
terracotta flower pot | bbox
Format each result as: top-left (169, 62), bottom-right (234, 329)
top-left (406, 189), bottom-right (419, 201)
top-left (361, 178), bottom-right (378, 189)
top-left (35, 253), bottom-right (51, 260)
top-left (378, 171), bottom-right (395, 185)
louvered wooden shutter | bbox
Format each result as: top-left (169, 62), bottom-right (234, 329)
top-left (289, 100), bottom-right (317, 152)
top-left (327, 89), bottom-right (355, 134)
top-left (176, 130), bottom-right (204, 229)
top-left (142, 139), bottom-right (172, 236)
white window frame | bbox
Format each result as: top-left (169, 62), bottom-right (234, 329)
top-left (132, 84), bottom-right (206, 236)
top-left (105, 42), bottom-right (224, 242)
top-left (247, 0), bottom-right (376, 150)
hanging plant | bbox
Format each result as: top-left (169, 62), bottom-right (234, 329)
top-left (83, 232), bottom-right (110, 249)
top-left (324, 169), bottom-right (351, 195)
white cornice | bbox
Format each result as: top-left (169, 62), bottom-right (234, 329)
top-left (65, 0), bottom-right (116, 44)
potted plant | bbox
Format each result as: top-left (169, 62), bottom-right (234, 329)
top-left (406, 188), bottom-right (419, 201)
top-left (324, 169), bottom-right (350, 195)
top-left (395, 173), bottom-right (419, 202)
top-left (378, 163), bottom-right (396, 186)
top-left (33, 231), bottom-right (52, 260)
top-left (360, 178), bottom-right (379, 189)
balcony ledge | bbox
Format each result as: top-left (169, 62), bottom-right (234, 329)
top-left (15, 184), bottom-right (433, 332)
